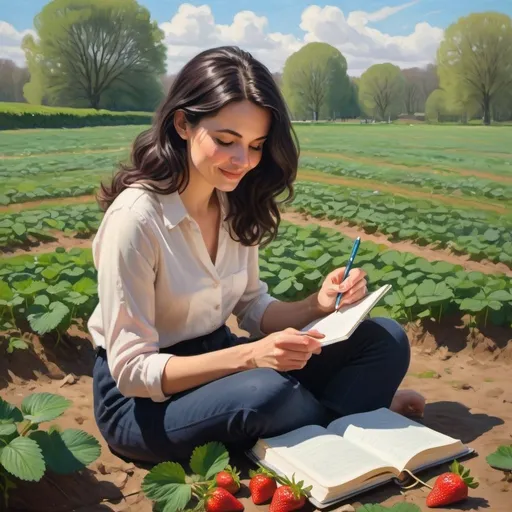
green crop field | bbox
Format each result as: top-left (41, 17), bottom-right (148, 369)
top-left (1, 122), bottom-right (511, 345)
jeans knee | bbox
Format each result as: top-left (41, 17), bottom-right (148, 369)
top-left (368, 317), bottom-right (411, 369)
top-left (235, 368), bottom-right (324, 436)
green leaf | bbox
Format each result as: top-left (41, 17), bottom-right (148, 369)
top-left (189, 441), bottom-right (229, 479)
top-left (0, 423), bottom-right (17, 436)
top-left (21, 392), bottom-right (71, 424)
top-left (0, 436), bottom-right (45, 481)
top-left (7, 337), bottom-right (29, 353)
top-left (272, 278), bottom-right (293, 295)
top-left (12, 223), bottom-right (27, 237)
top-left (141, 461), bottom-right (191, 511)
top-left (28, 301), bottom-right (70, 334)
top-left (356, 504), bottom-right (421, 512)
top-left (30, 429), bottom-right (101, 474)
top-left (0, 397), bottom-right (23, 423)
top-left (486, 444), bottom-right (512, 471)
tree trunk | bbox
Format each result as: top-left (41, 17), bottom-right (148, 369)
top-left (482, 94), bottom-right (491, 125)
top-left (90, 94), bottom-right (101, 110)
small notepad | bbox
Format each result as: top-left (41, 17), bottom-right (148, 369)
top-left (301, 284), bottom-right (392, 345)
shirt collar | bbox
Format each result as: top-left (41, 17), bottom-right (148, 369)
top-left (132, 180), bottom-right (229, 230)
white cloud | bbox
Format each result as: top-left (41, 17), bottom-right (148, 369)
top-left (0, 2), bottom-right (445, 76)
top-left (0, 21), bottom-right (35, 67)
top-left (160, 2), bottom-right (444, 76)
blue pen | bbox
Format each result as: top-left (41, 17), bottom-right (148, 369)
top-left (335, 236), bottom-right (361, 311)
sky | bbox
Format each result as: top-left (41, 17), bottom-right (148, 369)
top-left (1, 0), bottom-right (511, 76)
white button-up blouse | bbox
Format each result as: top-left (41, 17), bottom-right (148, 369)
top-left (87, 184), bottom-right (277, 402)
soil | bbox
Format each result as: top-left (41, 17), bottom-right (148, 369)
top-left (296, 170), bottom-right (508, 215)
top-left (0, 195), bottom-right (97, 214)
top-left (2, 231), bottom-right (94, 256)
top-left (0, 147), bottom-right (127, 160)
top-left (301, 151), bottom-right (512, 184)
top-left (282, 211), bottom-right (512, 277)
top-left (1, 316), bottom-right (511, 512)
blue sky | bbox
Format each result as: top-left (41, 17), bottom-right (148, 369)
top-left (1, 0), bottom-right (511, 74)
top-left (3, 0), bottom-right (510, 34)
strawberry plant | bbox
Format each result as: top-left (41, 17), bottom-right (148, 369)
top-left (0, 392), bottom-right (101, 507)
top-left (141, 441), bottom-right (231, 511)
top-left (486, 444), bottom-right (512, 482)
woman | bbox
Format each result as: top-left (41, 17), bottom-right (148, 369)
top-left (88, 45), bottom-right (425, 465)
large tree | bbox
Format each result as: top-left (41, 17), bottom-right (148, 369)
top-left (358, 63), bottom-right (405, 120)
top-left (22, 0), bottom-right (167, 109)
top-left (281, 42), bottom-right (350, 120)
top-left (437, 12), bottom-right (512, 125)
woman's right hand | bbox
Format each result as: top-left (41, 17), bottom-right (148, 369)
top-left (249, 327), bottom-right (324, 371)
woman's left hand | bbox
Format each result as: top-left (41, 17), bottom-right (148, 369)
top-left (315, 267), bottom-right (367, 314)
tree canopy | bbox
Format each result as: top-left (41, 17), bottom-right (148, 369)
top-left (437, 11), bottom-right (512, 125)
top-left (22, 0), bottom-right (167, 110)
top-left (358, 63), bottom-right (405, 120)
top-left (281, 42), bottom-right (351, 120)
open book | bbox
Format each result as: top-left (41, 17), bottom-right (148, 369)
top-left (248, 408), bottom-right (473, 508)
top-left (301, 284), bottom-right (392, 346)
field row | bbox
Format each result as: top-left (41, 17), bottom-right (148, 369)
top-left (289, 182), bottom-right (512, 267)
top-left (1, 223), bottom-right (511, 343)
top-left (2, 182), bottom-right (511, 269)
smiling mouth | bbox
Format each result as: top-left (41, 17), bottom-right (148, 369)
top-left (219, 168), bottom-right (244, 179)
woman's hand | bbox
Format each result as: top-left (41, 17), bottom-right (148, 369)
top-left (249, 327), bottom-right (324, 371)
top-left (316, 267), bottom-right (368, 314)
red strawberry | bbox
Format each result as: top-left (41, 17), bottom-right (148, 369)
top-left (249, 465), bottom-right (278, 504)
top-left (202, 486), bottom-right (244, 512)
top-left (426, 460), bottom-right (479, 508)
top-left (269, 473), bottom-right (312, 512)
top-left (215, 465), bottom-right (241, 494)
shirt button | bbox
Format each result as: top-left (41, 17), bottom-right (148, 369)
top-left (213, 281), bottom-right (219, 288)
top-left (215, 304), bottom-right (220, 310)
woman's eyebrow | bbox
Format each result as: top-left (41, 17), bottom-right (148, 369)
top-left (215, 128), bottom-right (267, 141)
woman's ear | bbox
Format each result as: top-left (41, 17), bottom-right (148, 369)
top-left (174, 110), bottom-right (188, 140)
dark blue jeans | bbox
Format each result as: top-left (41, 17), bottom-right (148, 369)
top-left (92, 317), bottom-right (410, 464)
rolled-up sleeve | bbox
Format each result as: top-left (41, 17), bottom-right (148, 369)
top-left (232, 244), bottom-right (278, 336)
top-left (92, 206), bottom-right (173, 402)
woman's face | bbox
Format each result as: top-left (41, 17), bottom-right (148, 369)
top-left (175, 99), bottom-right (272, 192)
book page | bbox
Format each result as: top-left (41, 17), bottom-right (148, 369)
top-left (258, 424), bottom-right (395, 490)
top-left (301, 285), bottom-right (391, 345)
top-left (328, 408), bottom-right (465, 471)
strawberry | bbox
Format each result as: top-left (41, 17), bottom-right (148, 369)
top-left (248, 465), bottom-right (278, 504)
top-left (426, 460), bottom-right (479, 508)
top-left (215, 465), bottom-right (241, 494)
top-left (269, 473), bottom-right (312, 512)
top-left (200, 486), bottom-right (245, 512)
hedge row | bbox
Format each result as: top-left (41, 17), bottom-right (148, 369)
top-left (0, 102), bottom-right (154, 130)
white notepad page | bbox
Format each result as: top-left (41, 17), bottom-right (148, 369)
top-left (301, 285), bottom-right (392, 345)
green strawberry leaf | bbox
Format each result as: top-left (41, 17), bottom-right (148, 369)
top-left (189, 441), bottom-right (229, 479)
top-left (0, 397), bottom-right (23, 423)
top-left (356, 504), bottom-right (421, 512)
top-left (0, 436), bottom-right (45, 481)
top-left (28, 301), bottom-right (70, 335)
top-left (486, 444), bottom-right (512, 471)
top-left (21, 392), bottom-right (71, 424)
top-left (141, 461), bottom-right (191, 511)
top-left (30, 428), bottom-right (101, 473)
top-left (0, 423), bottom-right (17, 436)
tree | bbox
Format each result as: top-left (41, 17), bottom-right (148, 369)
top-left (358, 63), bottom-right (405, 120)
top-left (0, 59), bottom-right (30, 102)
top-left (22, 0), bottom-right (167, 109)
top-left (437, 12), bottom-right (512, 125)
top-left (282, 42), bottom-right (349, 120)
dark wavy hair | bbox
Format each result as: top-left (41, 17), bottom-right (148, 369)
top-left (97, 45), bottom-right (299, 246)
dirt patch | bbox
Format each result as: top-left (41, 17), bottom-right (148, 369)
top-left (1, 231), bottom-right (94, 257)
top-left (297, 169), bottom-right (509, 214)
top-left (0, 146), bottom-right (127, 160)
top-left (301, 150), bottom-right (512, 184)
top-left (0, 195), bottom-right (97, 213)
top-left (1, 318), bottom-right (511, 512)
top-left (282, 211), bottom-right (512, 277)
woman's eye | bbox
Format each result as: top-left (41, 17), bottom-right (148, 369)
top-left (214, 138), bottom-right (232, 147)
top-left (250, 146), bottom-right (263, 151)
